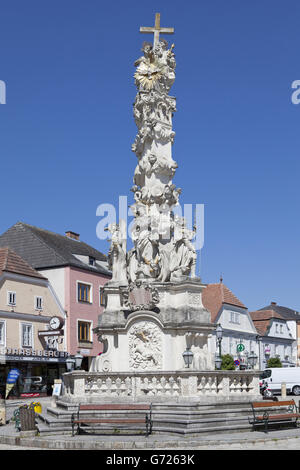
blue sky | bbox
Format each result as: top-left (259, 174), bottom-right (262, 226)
top-left (0, 0), bottom-right (299, 311)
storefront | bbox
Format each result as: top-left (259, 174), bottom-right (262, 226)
top-left (0, 347), bottom-right (69, 398)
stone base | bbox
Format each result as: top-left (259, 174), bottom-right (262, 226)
top-left (93, 279), bottom-right (216, 373)
top-left (62, 370), bottom-right (261, 403)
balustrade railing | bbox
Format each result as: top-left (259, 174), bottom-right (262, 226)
top-left (62, 370), bottom-right (260, 401)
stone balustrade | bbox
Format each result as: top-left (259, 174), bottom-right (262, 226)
top-left (62, 370), bottom-right (261, 403)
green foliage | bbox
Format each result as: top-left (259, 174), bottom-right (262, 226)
top-left (267, 357), bottom-right (282, 368)
top-left (221, 354), bottom-right (236, 370)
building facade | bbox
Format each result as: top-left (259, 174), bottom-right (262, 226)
top-left (0, 222), bottom-right (111, 371)
top-left (250, 302), bottom-right (299, 369)
top-left (0, 247), bottom-right (67, 397)
top-left (202, 282), bottom-right (261, 369)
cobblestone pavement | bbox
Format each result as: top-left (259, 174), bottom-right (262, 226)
top-left (0, 438), bottom-right (299, 450)
top-left (166, 438), bottom-right (300, 450)
top-left (0, 443), bottom-right (48, 450)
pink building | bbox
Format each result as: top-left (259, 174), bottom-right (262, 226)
top-left (0, 223), bottom-right (111, 371)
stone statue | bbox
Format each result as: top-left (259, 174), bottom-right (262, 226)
top-left (170, 221), bottom-right (197, 281)
top-left (103, 16), bottom-right (197, 291)
top-left (106, 222), bottom-right (127, 283)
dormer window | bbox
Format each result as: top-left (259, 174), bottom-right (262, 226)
top-left (89, 256), bottom-right (96, 266)
top-left (35, 296), bottom-right (43, 311)
top-left (7, 291), bottom-right (16, 306)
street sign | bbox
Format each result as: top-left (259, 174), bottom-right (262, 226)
top-left (236, 344), bottom-right (245, 352)
top-left (234, 360), bottom-right (240, 366)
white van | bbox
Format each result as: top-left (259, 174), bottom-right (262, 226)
top-left (260, 367), bottom-right (300, 396)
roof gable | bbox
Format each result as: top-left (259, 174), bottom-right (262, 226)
top-left (0, 247), bottom-right (45, 280)
top-left (202, 282), bottom-right (247, 322)
top-left (250, 309), bottom-right (292, 336)
top-left (0, 222), bottom-right (110, 276)
top-left (259, 304), bottom-right (300, 320)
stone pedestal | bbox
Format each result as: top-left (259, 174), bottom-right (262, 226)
top-left (91, 279), bottom-right (215, 373)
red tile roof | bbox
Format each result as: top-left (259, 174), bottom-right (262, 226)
top-left (0, 247), bottom-right (46, 280)
top-left (202, 282), bottom-right (247, 322)
top-left (249, 309), bottom-right (283, 336)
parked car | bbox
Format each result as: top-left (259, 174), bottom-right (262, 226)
top-left (260, 367), bottom-right (300, 397)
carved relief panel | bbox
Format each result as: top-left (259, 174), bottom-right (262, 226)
top-left (128, 320), bottom-right (163, 370)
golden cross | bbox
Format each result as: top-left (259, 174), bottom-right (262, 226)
top-left (140, 13), bottom-right (174, 49)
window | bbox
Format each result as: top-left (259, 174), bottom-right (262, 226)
top-left (0, 321), bottom-right (5, 346)
top-left (21, 323), bottom-right (33, 348)
top-left (89, 256), bottom-right (96, 266)
top-left (7, 291), bottom-right (16, 306)
top-left (78, 321), bottom-right (92, 342)
top-left (35, 296), bottom-right (43, 311)
top-left (100, 286), bottom-right (106, 306)
top-left (77, 283), bottom-right (92, 303)
top-left (230, 311), bottom-right (240, 324)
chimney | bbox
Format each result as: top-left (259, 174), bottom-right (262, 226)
top-left (65, 231), bottom-right (80, 241)
top-left (271, 301), bottom-right (277, 306)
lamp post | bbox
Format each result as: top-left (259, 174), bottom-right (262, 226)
top-left (264, 346), bottom-right (271, 368)
top-left (256, 335), bottom-right (262, 370)
top-left (182, 348), bottom-right (194, 369)
top-left (215, 354), bottom-right (222, 370)
top-left (216, 324), bottom-right (223, 358)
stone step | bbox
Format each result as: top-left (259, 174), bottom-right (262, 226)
top-left (152, 423), bottom-right (252, 435)
top-left (36, 410), bottom-right (251, 432)
top-left (36, 399), bottom-right (255, 436)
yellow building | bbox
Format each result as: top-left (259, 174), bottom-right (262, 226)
top-left (0, 247), bottom-right (67, 398)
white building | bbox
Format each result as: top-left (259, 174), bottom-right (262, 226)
top-left (250, 302), bottom-right (298, 369)
top-left (202, 281), bottom-right (260, 369)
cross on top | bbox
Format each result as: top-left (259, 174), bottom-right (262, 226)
top-left (140, 13), bottom-right (174, 49)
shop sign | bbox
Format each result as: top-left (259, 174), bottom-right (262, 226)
top-left (38, 330), bottom-right (64, 337)
top-left (80, 349), bottom-right (90, 355)
top-left (0, 347), bottom-right (69, 361)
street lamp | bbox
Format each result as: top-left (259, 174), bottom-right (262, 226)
top-left (65, 356), bottom-right (75, 372)
top-left (182, 348), bottom-right (194, 369)
top-left (216, 324), bottom-right (223, 357)
top-left (248, 351), bottom-right (258, 369)
top-left (74, 352), bottom-right (84, 370)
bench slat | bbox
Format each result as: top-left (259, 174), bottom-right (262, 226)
top-left (74, 418), bottom-right (146, 424)
top-left (71, 403), bottom-right (153, 437)
top-left (252, 401), bottom-right (295, 408)
top-left (79, 404), bottom-right (151, 411)
top-left (256, 413), bottom-right (300, 420)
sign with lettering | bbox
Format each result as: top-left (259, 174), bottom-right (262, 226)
top-left (0, 347), bottom-right (69, 363)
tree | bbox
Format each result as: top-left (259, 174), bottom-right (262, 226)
top-left (221, 354), bottom-right (235, 370)
top-left (267, 357), bottom-right (282, 368)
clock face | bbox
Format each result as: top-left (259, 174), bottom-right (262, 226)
top-left (49, 317), bottom-right (61, 330)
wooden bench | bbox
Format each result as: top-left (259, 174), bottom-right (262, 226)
top-left (71, 403), bottom-right (152, 437)
top-left (249, 399), bottom-right (300, 433)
